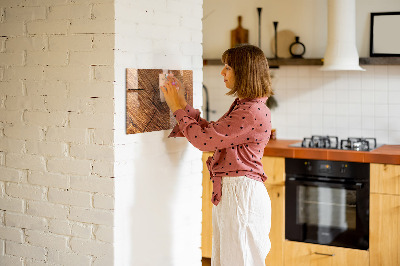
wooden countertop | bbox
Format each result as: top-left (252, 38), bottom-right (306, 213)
top-left (263, 139), bottom-right (400, 165)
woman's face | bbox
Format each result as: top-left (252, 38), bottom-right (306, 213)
top-left (220, 64), bottom-right (235, 89)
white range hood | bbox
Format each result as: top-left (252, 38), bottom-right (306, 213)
top-left (320, 0), bottom-right (365, 71)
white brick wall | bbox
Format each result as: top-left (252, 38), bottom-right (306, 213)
top-left (114, 0), bottom-right (203, 265)
top-left (0, 0), bottom-right (115, 265)
top-left (1, 0), bottom-right (204, 265)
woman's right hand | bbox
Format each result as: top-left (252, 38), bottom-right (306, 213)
top-left (168, 75), bottom-right (187, 108)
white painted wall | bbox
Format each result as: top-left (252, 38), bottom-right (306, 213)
top-left (203, 0), bottom-right (400, 144)
top-left (0, 0), bottom-right (115, 265)
top-left (203, 0), bottom-right (400, 58)
top-left (113, 0), bottom-right (203, 265)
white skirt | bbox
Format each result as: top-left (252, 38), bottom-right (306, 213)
top-left (212, 176), bottom-right (271, 266)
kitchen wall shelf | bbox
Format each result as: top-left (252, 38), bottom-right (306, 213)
top-left (203, 57), bottom-right (400, 67)
top-left (203, 58), bottom-right (323, 68)
top-left (359, 57), bottom-right (400, 65)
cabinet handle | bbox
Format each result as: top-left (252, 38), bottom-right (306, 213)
top-left (314, 252), bottom-right (335, 257)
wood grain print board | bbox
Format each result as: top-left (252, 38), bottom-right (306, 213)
top-left (126, 69), bottom-right (193, 134)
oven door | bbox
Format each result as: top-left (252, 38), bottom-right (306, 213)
top-left (285, 177), bottom-right (369, 250)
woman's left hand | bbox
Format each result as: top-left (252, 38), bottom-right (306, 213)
top-left (160, 76), bottom-right (184, 113)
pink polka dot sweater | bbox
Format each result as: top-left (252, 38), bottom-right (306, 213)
top-left (169, 97), bottom-right (272, 206)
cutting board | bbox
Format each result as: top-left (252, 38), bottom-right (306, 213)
top-left (231, 16), bottom-right (249, 48)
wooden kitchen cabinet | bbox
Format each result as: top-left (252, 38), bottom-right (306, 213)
top-left (264, 184), bottom-right (285, 266)
top-left (201, 154), bottom-right (286, 266)
top-left (202, 152), bottom-right (213, 258)
top-left (370, 163), bottom-right (400, 266)
top-left (370, 163), bottom-right (400, 195)
top-left (284, 241), bottom-right (369, 266)
top-left (261, 156), bottom-right (285, 266)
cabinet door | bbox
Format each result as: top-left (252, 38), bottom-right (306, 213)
top-left (261, 156), bottom-right (285, 185)
top-left (284, 241), bottom-right (369, 266)
top-left (201, 152), bottom-right (213, 258)
top-left (370, 193), bottom-right (400, 266)
top-left (370, 163), bottom-right (400, 195)
top-left (265, 184), bottom-right (284, 266)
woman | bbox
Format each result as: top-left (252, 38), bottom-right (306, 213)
top-left (161, 44), bottom-right (273, 266)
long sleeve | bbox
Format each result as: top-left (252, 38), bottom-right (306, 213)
top-left (168, 104), bottom-right (210, 138)
top-left (172, 105), bottom-right (257, 152)
top-left (169, 97), bottom-right (271, 206)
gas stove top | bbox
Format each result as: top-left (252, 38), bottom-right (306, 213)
top-left (289, 135), bottom-right (382, 151)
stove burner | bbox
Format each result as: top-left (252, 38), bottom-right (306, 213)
top-left (301, 135), bottom-right (339, 149)
top-left (295, 136), bottom-right (378, 151)
top-left (340, 137), bottom-right (377, 151)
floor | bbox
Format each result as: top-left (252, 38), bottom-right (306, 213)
top-left (202, 257), bottom-right (211, 266)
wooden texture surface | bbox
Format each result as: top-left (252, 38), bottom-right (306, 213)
top-left (126, 69), bottom-right (193, 134)
top-left (284, 241), bottom-right (369, 266)
top-left (261, 156), bottom-right (285, 185)
top-left (370, 163), bottom-right (400, 195)
top-left (370, 193), bottom-right (400, 266)
top-left (230, 16), bottom-right (248, 48)
top-left (201, 152), bottom-right (213, 258)
top-left (262, 156), bottom-right (285, 265)
top-left (264, 184), bottom-right (285, 266)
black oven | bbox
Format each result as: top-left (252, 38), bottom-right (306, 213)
top-left (285, 158), bottom-right (369, 250)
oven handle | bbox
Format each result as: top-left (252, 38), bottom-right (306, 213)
top-left (286, 177), bottom-right (364, 189)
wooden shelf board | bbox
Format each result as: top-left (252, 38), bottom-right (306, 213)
top-left (359, 57), bottom-right (400, 65)
top-left (203, 57), bottom-right (400, 67)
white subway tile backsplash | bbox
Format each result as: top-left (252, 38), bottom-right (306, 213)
top-left (375, 104), bottom-right (389, 117)
top-left (374, 65), bottom-right (388, 77)
top-left (323, 103), bottom-right (336, 116)
top-left (298, 67), bottom-right (311, 78)
top-left (298, 77), bottom-right (311, 89)
top-left (374, 130), bottom-right (389, 144)
top-left (389, 117), bottom-right (400, 131)
top-left (362, 116), bottom-right (375, 130)
top-left (388, 76), bottom-right (400, 91)
top-left (388, 65), bottom-right (400, 76)
top-left (374, 90), bottom-right (388, 104)
top-left (348, 74), bottom-right (362, 91)
top-left (286, 77), bottom-right (299, 89)
top-left (361, 104), bottom-right (375, 117)
top-left (361, 90), bottom-right (375, 104)
top-left (348, 90), bottom-right (362, 104)
top-left (336, 103), bottom-right (349, 116)
top-left (310, 77), bottom-right (324, 90)
top-left (204, 65), bottom-right (400, 144)
top-left (389, 104), bottom-right (400, 117)
top-left (374, 78), bottom-right (388, 92)
top-left (349, 128), bottom-right (363, 137)
top-left (375, 117), bottom-right (389, 131)
top-left (285, 66), bottom-right (298, 77)
top-left (336, 116), bottom-right (348, 129)
top-left (388, 131), bottom-right (400, 143)
top-left (348, 116), bottom-right (362, 129)
top-left (388, 91), bottom-right (400, 104)
top-left (336, 90), bottom-right (349, 103)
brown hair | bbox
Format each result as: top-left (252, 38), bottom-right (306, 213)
top-left (221, 44), bottom-right (273, 99)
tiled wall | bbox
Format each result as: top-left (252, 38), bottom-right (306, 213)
top-left (113, 0), bottom-right (203, 265)
top-left (203, 65), bottom-right (400, 144)
top-left (0, 0), bottom-right (115, 265)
